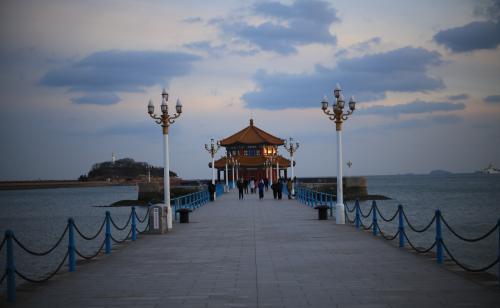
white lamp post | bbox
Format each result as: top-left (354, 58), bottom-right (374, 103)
top-left (205, 138), bottom-right (220, 200)
top-left (321, 83), bottom-right (356, 224)
top-left (147, 88), bottom-right (182, 230)
top-left (230, 156), bottom-right (236, 188)
top-left (225, 159), bottom-right (229, 192)
top-left (284, 137), bottom-right (299, 196)
top-left (235, 159), bottom-right (240, 182)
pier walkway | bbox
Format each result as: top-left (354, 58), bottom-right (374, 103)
top-left (6, 190), bottom-right (500, 307)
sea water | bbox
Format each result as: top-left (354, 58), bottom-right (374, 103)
top-left (359, 174), bottom-right (500, 272)
top-left (0, 186), bottom-right (147, 281)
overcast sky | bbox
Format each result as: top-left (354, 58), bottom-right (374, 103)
top-left (1, 0), bottom-right (499, 180)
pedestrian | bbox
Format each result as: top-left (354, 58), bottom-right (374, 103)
top-left (271, 182), bottom-right (278, 199)
top-left (250, 178), bottom-right (255, 194)
top-left (277, 178), bottom-right (283, 200)
top-left (244, 179), bottom-right (249, 194)
top-left (208, 182), bottom-right (215, 201)
top-left (287, 178), bottom-right (293, 199)
top-left (237, 178), bottom-right (244, 200)
top-left (264, 177), bottom-right (269, 191)
top-left (258, 179), bottom-right (265, 200)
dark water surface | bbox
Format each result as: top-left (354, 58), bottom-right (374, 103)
top-left (358, 174), bottom-right (500, 273)
top-left (0, 186), bottom-right (148, 281)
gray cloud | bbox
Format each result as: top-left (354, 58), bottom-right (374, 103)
top-left (183, 41), bottom-right (228, 58)
top-left (182, 17), bottom-right (203, 24)
top-left (40, 50), bottom-right (201, 93)
top-left (71, 93), bottom-right (121, 106)
top-left (368, 115), bottom-right (463, 132)
top-left (484, 94), bottom-right (500, 103)
top-left (215, 0), bottom-right (339, 55)
top-left (243, 47), bottom-right (445, 109)
top-left (474, 0), bottom-right (500, 21)
top-left (447, 93), bottom-right (469, 100)
top-left (360, 100), bottom-right (465, 117)
top-left (434, 21), bottom-right (500, 52)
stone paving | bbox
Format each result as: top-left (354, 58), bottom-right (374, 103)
top-left (4, 190), bottom-right (500, 307)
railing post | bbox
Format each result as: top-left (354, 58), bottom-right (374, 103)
top-left (398, 205), bottom-right (404, 248)
top-left (355, 200), bottom-right (360, 230)
top-left (329, 194), bottom-right (333, 217)
top-left (436, 210), bottom-right (443, 264)
top-left (372, 201), bottom-right (378, 236)
top-left (105, 211), bottom-right (111, 254)
top-left (497, 219), bottom-right (500, 286)
top-left (131, 207), bottom-right (137, 241)
top-left (5, 230), bottom-right (16, 302)
top-left (68, 218), bottom-right (76, 272)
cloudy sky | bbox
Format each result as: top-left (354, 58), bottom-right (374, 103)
top-left (1, 0), bottom-right (499, 180)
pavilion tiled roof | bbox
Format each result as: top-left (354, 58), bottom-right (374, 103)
top-left (214, 155), bottom-right (291, 169)
top-left (219, 119), bottom-right (284, 146)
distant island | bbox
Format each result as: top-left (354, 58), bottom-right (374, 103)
top-left (429, 170), bottom-right (452, 176)
top-left (0, 158), bottom-right (178, 190)
top-left (80, 158), bottom-right (177, 182)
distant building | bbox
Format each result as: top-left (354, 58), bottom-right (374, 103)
top-left (213, 119), bottom-right (291, 181)
top-left (112, 152), bottom-right (116, 164)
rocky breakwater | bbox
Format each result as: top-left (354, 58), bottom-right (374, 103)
top-left (137, 179), bottom-right (207, 203)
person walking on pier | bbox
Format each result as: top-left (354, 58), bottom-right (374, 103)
top-left (258, 179), bottom-right (265, 200)
top-left (237, 178), bottom-right (244, 200)
top-left (244, 179), bottom-right (249, 194)
top-left (208, 182), bottom-right (215, 201)
top-left (271, 182), bottom-right (278, 199)
top-left (250, 178), bottom-right (255, 194)
top-left (287, 178), bottom-right (293, 199)
top-left (277, 178), bottom-right (283, 200)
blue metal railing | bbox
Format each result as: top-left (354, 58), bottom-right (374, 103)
top-left (0, 188), bottom-right (214, 302)
top-left (294, 185), bottom-right (500, 283)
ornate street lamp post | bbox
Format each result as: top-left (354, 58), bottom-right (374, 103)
top-left (321, 83), bottom-right (356, 224)
top-left (283, 137), bottom-right (299, 196)
top-left (230, 156), bottom-right (236, 188)
top-left (264, 159), bottom-right (271, 184)
top-left (147, 88), bottom-right (182, 230)
top-left (205, 138), bottom-right (220, 199)
top-left (224, 157), bottom-right (229, 192)
top-left (235, 159), bottom-right (240, 182)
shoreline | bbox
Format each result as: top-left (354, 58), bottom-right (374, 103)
top-left (0, 180), bottom-right (135, 191)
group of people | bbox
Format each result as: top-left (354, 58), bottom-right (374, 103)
top-left (236, 177), bottom-right (293, 200)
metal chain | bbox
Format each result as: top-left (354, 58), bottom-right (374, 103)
top-left (345, 203), bottom-right (356, 213)
top-left (75, 238), bottom-right (106, 260)
top-left (0, 236), bottom-right (6, 252)
top-left (359, 206), bottom-right (373, 218)
top-left (109, 212), bottom-right (132, 231)
top-left (377, 225), bottom-right (400, 241)
top-left (0, 271), bottom-right (6, 286)
top-left (110, 228), bottom-right (132, 244)
top-left (73, 218), bottom-right (106, 241)
top-left (361, 221), bottom-right (373, 230)
top-left (13, 225), bottom-right (68, 256)
top-left (440, 239), bottom-right (499, 272)
top-left (440, 215), bottom-right (498, 242)
top-left (402, 210), bottom-right (436, 233)
top-left (15, 252), bottom-right (69, 283)
top-left (375, 206), bottom-right (399, 222)
top-left (402, 230), bottom-right (436, 253)
top-left (135, 207), bottom-right (151, 223)
top-left (136, 221), bottom-right (150, 234)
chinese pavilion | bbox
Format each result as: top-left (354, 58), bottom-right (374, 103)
top-left (213, 119), bottom-right (291, 182)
